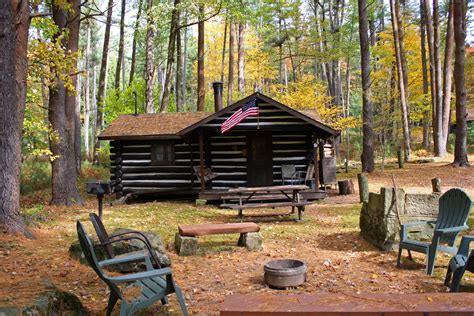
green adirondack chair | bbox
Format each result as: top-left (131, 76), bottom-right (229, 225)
top-left (444, 235), bottom-right (474, 292)
top-left (397, 188), bottom-right (472, 275)
top-left (76, 221), bottom-right (188, 316)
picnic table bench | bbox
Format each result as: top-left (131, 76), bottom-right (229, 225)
top-left (175, 222), bottom-right (262, 256)
top-left (220, 185), bottom-right (311, 221)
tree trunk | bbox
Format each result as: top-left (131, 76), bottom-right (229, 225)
top-left (424, 0), bottom-right (437, 154)
top-left (237, 22), bottom-right (245, 96)
top-left (227, 21), bottom-right (235, 106)
top-left (49, 0), bottom-right (82, 206)
top-left (358, 0), bottom-right (374, 173)
top-left (0, 0), bottom-right (31, 236)
top-left (84, 23), bottom-right (91, 161)
top-left (442, 0), bottom-right (454, 149)
top-left (182, 13), bottom-right (188, 110)
top-left (129, 0), bottom-right (143, 85)
top-left (115, 0), bottom-right (126, 90)
top-left (390, 0), bottom-right (411, 162)
top-left (160, 0), bottom-right (180, 112)
top-left (433, 0), bottom-right (444, 157)
top-left (94, 0), bottom-right (113, 163)
top-left (452, 0), bottom-right (469, 167)
top-left (420, 0), bottom-right (430, 149)
top-left (145, 0), bottom-right (155, 113)
top-left (220, 16), bottom-right (227, 83)
top-left (176, 14), bottom-right (182, 112)
top-left (197, 4), bottom-right (205, 112)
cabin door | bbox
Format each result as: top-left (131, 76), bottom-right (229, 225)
top-left (246, 132), bottom-right (273, 187)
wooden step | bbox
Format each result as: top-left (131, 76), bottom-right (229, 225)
top-left (178, 222), bottom-right (260, 237)
top-left (220, 201), bottom-right (312, 210)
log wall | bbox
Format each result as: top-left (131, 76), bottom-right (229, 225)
top-left (110, 140), bottom-right (200, 195)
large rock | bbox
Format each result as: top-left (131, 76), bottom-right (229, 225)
top-left (70, 228), bottom-right (170, 272)
top-left (360, 187), bottom-right (440, 250)
top-left (0, 278), bottom-right (88, 315)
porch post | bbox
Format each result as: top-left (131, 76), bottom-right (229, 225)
top-left (199, 130), bottom-right (205, 191)
top-left (313, 134), bottom-right (319, 190)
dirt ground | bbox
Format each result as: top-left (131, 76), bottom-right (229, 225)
top-left (1, 160), bottom-right (474, 315)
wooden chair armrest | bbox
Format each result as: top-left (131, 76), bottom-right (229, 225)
top-left (435, 225), bottom-right (469, 234)
top-left (99, 252), bottom-right (149, 267)
top-left (108, 267), bottom-right (172, 284)
top-left (458, 236), bottom-right (474, 257)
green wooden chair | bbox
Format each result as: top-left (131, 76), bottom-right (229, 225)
top-left (76, 221), bottom-right (188, 316)
top-left (444, 235), bottom-right (474, 292)
top-left (89, 213), bottom-right (164, 269)
top-left (397, 188), bottom-right (472, 275)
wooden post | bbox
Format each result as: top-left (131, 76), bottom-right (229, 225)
top-left (338, 179), bottom-right (354, 195)
top-left (432, 178), bottom-right (441, 193)
top-left (313, 135), bottom-right (319, 191)
top-left (189, 142), bottom-right (194, 187)
top-left (199, 131), bottom-right (205, 192)
top-left (357, 173), bottom-right (369, 203)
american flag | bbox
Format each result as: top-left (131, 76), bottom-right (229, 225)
top-left (221, 99), bottom-right (259, 134)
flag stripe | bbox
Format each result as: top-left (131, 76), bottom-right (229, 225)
top-left (222, 109), bottom-right (258, 127)
top-left (221, 101), bottom-right (259, 134)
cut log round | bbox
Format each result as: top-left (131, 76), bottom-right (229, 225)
top-left (338, 179), bottom-right (354, 195)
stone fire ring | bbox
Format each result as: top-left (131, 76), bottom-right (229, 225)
top-left (264, 259), bottom-right (307, 289)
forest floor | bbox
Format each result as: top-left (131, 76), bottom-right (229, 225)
top-left (1, 157), bottom-right (474, 315)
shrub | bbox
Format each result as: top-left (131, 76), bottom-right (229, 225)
top-left (20, 161), bottom-right (51, 194)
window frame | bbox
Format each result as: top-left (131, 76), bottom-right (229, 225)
top-left (151, 141), bottom-right (175, 165)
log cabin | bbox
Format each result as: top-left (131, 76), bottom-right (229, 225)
top-left (99, 83), bottom-right (338, 201)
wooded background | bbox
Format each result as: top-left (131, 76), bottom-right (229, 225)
top-left (0, 0), bottom-right (472, 236)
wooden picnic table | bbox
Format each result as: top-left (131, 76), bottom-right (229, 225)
top-left (221, 185), bottom-right (311, 221)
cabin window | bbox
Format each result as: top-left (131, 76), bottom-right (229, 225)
top-left (151, 141), bottom-right (175, 165)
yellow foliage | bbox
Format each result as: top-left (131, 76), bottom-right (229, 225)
top-left (270, 75), bottom-right (358, 130)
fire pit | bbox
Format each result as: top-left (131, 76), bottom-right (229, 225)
top-left (264, 259), bottom-right (307, 289)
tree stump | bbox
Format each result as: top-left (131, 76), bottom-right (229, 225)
top-left (432, 178), bottom-right (441, 193)
top-left (357, 173), bottom-right (369, 203)
top-left (338, 179), bottom-right (354, 195)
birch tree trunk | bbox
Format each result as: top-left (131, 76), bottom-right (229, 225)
top-left (441, 0), bottom-right (454, 149)
top-left (390, 0), bottom-right (411, 162)
top-left (227, 21), bottom-right (235, 106)
top-left (452, 0), bottom-right (469, 167)
top-left (129, 0), bottom-right (143, 85)
top-left (424, 0), bottom-right (437, 153)
top-left (145, 0), bottom-right (155, 113)
top-left (0, 0), bottom-right (31, 236)
top-left (237, 22), bottom-right (245, 96)
top-left (420, 0), bottom-right (430, 149)
top-left (160, 0), bottom-right (180, 112)
top-left (94, 0), bottom-right (113, 163)
top-left (358, 0), bottom-right (374, 173)
top-left (433, 0), bottom-right (444, 157)
top-left (197, 4), bottom-right (205, 111)
top-left (115, 0), bottom-right (126, 90)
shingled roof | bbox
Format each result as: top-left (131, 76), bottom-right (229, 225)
top-left (98, 112), bottom-right (211, 140)
top-left (99, 93), bottom-right (336, 140)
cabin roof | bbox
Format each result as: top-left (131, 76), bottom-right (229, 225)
top-left (99, 92), bottom-right (337, 140)
top-left (98, 112), bottom-right (211, 140)
top-left (178, 92), bottom-right (337, 137)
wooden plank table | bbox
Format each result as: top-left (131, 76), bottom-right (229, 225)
top-left (220, 185), bottom-right (310, 221)
top-left (220, 293), bottom-right (474, 315)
